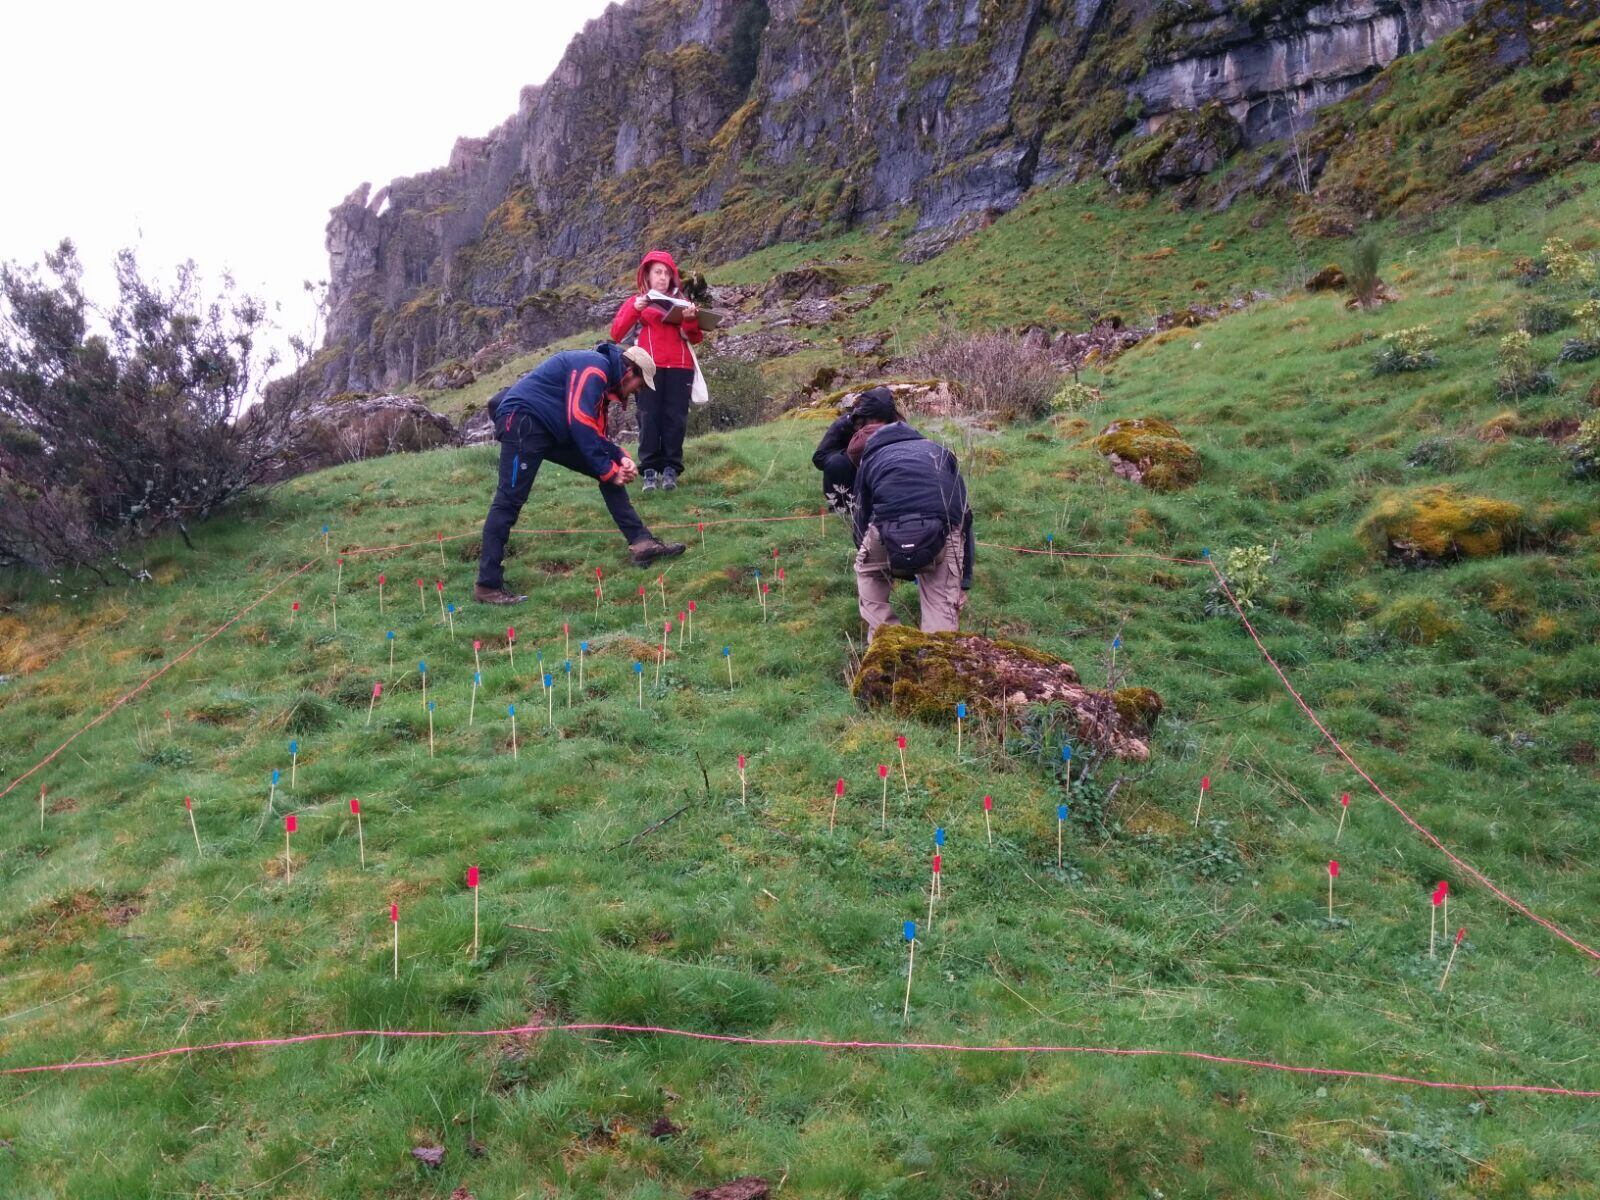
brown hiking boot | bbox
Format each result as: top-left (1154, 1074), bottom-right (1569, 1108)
top-left (473, 584), bottom-right (528, 605)
top-left (629, 537), bottom-right (686, 567)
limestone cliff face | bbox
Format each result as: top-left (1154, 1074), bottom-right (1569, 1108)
top-left (317, 0), bottom-right (1483, 397)
top-left (1132, 0), bottom-right (1480, 143)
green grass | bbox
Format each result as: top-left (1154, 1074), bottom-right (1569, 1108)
top-left (3, 174), bottom-right (1600, 1197)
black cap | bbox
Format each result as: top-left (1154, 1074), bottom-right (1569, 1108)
top-left (850, 386), bottom-right (900, 425)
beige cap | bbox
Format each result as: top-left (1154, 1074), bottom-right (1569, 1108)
top-left (621, 345), bottom-right (656, 391)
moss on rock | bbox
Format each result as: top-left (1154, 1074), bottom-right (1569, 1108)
top-left (1375, 596), bottom-right (1463, 644)
top-left (1092, 417), bottom-right (1201, 491)
top-left (852, 626), bottom-right (1159, 760)
top-left (1358, 485), bottom-right (1524, 564)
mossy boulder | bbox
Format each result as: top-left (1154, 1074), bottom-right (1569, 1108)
top-left (1375, 597), bottom-right (1463, 645)
top-left (851, 626), bottom-right (1161, 761)
top-left (1307, 264), bottom-right (1347, 291)
top-left (1092, 417), bottom-right (1201, 491)
top-left (1358, 486), bottom-right (1524, 565)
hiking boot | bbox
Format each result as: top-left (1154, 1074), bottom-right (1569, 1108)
top-left (661, 468), bottom-right (678, 491)
top-left (641, 470), bottom-right (659, 491)
top-left (629, 537), bottom-right (687, 567)
top-left (473, 583), bottom-right (528, 605)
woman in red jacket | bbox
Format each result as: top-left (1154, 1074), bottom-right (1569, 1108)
top-left (610, 250), bottom-right (703, 491)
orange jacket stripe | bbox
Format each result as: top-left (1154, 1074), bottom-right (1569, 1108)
top-left (566, 366), bottom-right (609, 436)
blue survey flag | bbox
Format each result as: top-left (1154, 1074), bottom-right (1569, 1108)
top-left (634, 661), bottom-right (643, 674)
top-left (1062, 744), bottom-right (1073, 762)
top-left (564, 660), bottom-right (571, 673)
top-left (1201, 547), bottom-right (1211, 558)
top-left (428, 701), bottom-right (434, 711)
top-left (580, 641), bottom-right (589, 653)
top-left (1112, 636), bottom-right (1121, 650)
top-left (271, 769), bottom-right (279, 786)
top-left (904, 920), bottom-right (915, 942)
top-left (386, 630), bottom-right (394, 641)
top-left (474, 672), bottom-right (481, 685)
top-left (722, 646), bottom-right (731, 657)
top-left (289, 740), bottom-right (297, 755)
top-left (1057, 804), bottom-right (1068, 821)
top-left (507, 704), bottom-right (515, 716)
top-left (543, 673), bottom-right (553, 688)
top-left (934, 827), bottom-right (944, 847)
top-left (956, 702), bottom-right (967, 719)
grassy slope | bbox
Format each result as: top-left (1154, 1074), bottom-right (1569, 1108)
top-left (1, 172), bottom-right (1599, 1197)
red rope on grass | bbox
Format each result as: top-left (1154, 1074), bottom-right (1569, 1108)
top-left (0, 559), bottom-right (318, 803)
top-left (976, 540), bottom-right (1209, 566)
top-left (2, 1021), bottom-right (1597, 1096)
top-left (343, 511), bottom-right (829, 557)
top-left (1203, 562), bottom-right (1600, 963)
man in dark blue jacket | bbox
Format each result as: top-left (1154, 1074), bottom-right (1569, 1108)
top-left (474, 343), bottom-right (685, 605)
top-left (849, 416), bottom-right (974, 640)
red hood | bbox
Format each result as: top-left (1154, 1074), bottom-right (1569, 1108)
top-left (635, 250), bottom-right (681, 293)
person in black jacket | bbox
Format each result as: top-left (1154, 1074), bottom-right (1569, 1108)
top-left (849, 416), bottom-right (974, 640)
top-left (812, 387), bottom-right (902, 513)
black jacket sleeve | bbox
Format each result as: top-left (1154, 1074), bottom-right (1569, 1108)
top-left (851, 458), bottom-right (873, 547)
top-left (812, 414), bottom-right (853, 470)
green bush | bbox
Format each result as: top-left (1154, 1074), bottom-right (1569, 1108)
top-left (1204, 543), bottom-right (1275, 616)
top-left (1572, 416), bottom-right (1600, 482)
top-left (1345, 235), bottom-right (1382, 307)
top-left (686, 355), bottom-right (769, 437)
top-left (1542, 236), bottom-right (1596, 287)
top-left (1495, 331), bottom-right (1556, 401)
top-left (1558, 299), bottom-right (1600, 363)
top-left (1373, 325), bottom-right (1441, 374)
top-left (1049, 380), bottom-right (1103, 414)
top-left (1520, 301), bottom-right (1569, 337)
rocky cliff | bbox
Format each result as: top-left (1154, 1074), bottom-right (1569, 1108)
top-left (316, 0), bottom-right (1498, 397)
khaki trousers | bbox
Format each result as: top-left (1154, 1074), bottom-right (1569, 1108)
top-left (855, 525), bottom-right (965, 642)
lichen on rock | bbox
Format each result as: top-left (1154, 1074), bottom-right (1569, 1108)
top-left (1357, 485), bottom-right (1524, 564)
top-left (1092, 417), bottom-right (1201, 491)
top-left (851, 626), bottom-right (1161, 761)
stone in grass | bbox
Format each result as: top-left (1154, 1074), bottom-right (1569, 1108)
top-left (851, 627), bottom-right (1161, 761)
top-left (1357, 485), bottom-right (1524, 566)
top-left (690, 1178), bottom-right (769, 1200)
top-left (1092, 417), bottom-right (1201, 492)
top-left (411, 1145), bottom-right (445, 1168)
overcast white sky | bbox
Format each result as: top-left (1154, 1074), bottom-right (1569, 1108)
top-left (1, 0), bottom-right (615, 370)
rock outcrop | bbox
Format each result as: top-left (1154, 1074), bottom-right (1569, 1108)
top-left (269, 394), bottom-right (458, 480)
top-left (1132, 0), bottom-right (1479, 146)
top-left (1093, 417), bottom-right (1202, 491)
top-left (852, 627), bottom-right (1162, 761)
top-left (1358, 485), bottom-right (1525, 564)
top-left (316, 0), bottom-right (1490, 398)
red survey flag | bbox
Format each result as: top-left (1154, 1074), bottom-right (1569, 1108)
top-left (350, 798), bottom-right (361, 814)
top-left (467, 865), bottom-right (479, 888)
top-left (286, 814), bottom-right (297, 833)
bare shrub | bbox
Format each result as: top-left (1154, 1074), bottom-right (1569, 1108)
top-left (0, 241), bottom-right (314, 577)
top-left (906, 326), bottom-right (1061, 421)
